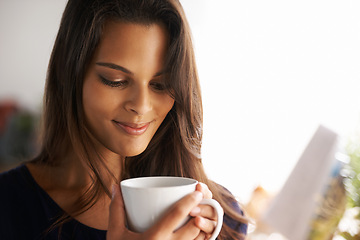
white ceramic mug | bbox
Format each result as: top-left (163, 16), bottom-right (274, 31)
top-left (121, 176), bottom-right (223, 240)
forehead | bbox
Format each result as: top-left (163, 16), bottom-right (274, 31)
top-left (95, 21), bottom-right (168, 60)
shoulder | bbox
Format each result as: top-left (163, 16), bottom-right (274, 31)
top-left (0, 164), bottom-right (29, 191)
top-left (0, 165), bottom-right (107, 239)
top-left (0, 164), bottom-right (41, 211)
top-left (0, 164), bottom-right (53, 238)
top-left (215, 183), bottom-right (248, 236)
top-left (219, 185), bottom-right (245, 214)
top-left (0, 164), bottom-right (56, 208)
top-left (0, 165), bottom-right (32, 236)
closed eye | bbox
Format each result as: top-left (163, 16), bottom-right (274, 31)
top-left (150, 82), bottom-right (166, 92)
top-left (99, 75), bottom-right (128, 88)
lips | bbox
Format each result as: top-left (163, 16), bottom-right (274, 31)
top-left (113, 120), bottom-right (150, 135)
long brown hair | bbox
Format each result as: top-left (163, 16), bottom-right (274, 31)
top-left (33, 0), bottom-right (247, 239)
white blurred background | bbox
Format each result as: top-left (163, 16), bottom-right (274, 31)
top-left (0, 0), bottom-right (359, 203)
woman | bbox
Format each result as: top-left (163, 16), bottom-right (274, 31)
top-left (0, 0), bottom-right (248, 239)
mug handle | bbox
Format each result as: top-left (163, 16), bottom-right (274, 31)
top-left (199, 199), bottom-right (224, 240)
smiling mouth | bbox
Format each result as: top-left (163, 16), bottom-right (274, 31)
top-left (112, 120), bottom-right (150, 135)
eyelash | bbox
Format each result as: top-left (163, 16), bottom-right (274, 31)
top-left (99, 75), bottom-right (167, 92)
top-left (150, 82), bottom-right (166, 91)
top-left (99, 76), bottom-right (128, 88)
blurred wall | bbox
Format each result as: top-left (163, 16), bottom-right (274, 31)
top-left (0, 0), bottom-right (67, 112)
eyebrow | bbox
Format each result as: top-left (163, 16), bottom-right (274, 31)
top-left (96, 62), bottom-right (165, 77)
top-left (96, 62), bottom-right (134, 75)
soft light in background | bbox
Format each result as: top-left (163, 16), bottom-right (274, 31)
top-left (0, 0), bottom-right (359, 203)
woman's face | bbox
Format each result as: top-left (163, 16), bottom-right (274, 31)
top-left (83, 21), bottom-right (174, 158)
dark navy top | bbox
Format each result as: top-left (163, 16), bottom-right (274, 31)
top-left (0, 165), bottom-right (247, 239)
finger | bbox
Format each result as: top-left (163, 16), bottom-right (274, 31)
top-left (194, 216), bottom-right (217, 235)
top-left (173, 218), bottom-right (201, 239)
top-left (190, 204), bottom-right (217, 220)
top-left (194, 231), bottom-right (207, 240)
top-left (196, 183), bottom-right (212, 199)
top-left (148, 191), bottom-right (203, 237)
top-left (107, 184), bottom-right (126, 239)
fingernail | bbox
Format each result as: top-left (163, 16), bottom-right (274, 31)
top-left (190, 206), bottom-right (201, 216)
top-left (197, 216), bottom-right (204, 227)
top-left (194, 191), bottom-right (203, 201)
top-left (198, 182), bottom-right (205, 189)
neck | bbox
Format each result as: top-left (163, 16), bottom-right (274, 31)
top-left (26, 140), bottom-right (125, 230)
top-left (29, 144), bottom-right (124, 196)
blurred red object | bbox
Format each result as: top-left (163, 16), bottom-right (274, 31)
top-left (0, 100), bottom-right (18, 135)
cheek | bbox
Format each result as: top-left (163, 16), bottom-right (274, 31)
top-left (83, 82), bottom-right (100, 117)
top-left (83, 80), bottom-right (115, 120)
top-left (158, 96), bottom-right (175, 117)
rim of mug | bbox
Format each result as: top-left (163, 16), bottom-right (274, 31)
top-left (120, 176), bottom-right (198, 189)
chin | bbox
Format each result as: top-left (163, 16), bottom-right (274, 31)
top-left (121, 146), bottom-right (149, 158)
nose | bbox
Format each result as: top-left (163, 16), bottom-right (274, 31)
top-left (124, 85), bottom-right (152, 116)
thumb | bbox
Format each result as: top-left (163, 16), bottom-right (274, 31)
top-left (107, 184), bottom-right (127, 239)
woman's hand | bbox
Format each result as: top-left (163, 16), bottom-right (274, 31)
top-left (190, 183), bottom-right (218, 240)
top-left (107, 184), bottom-right (205, 240)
